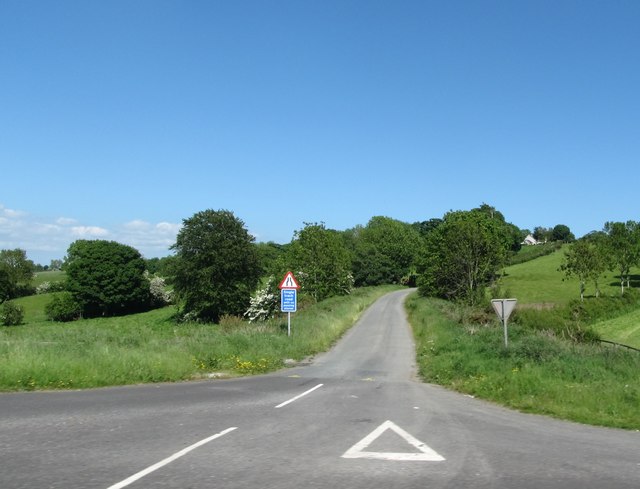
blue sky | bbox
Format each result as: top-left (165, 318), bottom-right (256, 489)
top-left (1, 1), bottom-right (639, 265)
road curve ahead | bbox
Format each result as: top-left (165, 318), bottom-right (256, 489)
top-left (1, 289), bottom-right (639, 489)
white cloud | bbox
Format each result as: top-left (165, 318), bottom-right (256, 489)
top-left (56, 217), bottom-right (78, 226)
top-left (0, 204), bottom-right (27, 219)
top-left (0, 203), bottom-right (180, 263)
top-left (156, 222), bottom-right (182, 234)
top-left (71, 226), bottom-right (110, 237)
top-left (124, 219), bottom-right (152, 230)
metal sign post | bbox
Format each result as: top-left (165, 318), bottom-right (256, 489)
top-left (279, 272), bottom-right (300, 337)
top-left (491, 299), bottom-right (517, 348)
top-left (280, 289), bottom-right (297, 336)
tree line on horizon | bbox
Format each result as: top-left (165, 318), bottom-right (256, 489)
top-left (2, 203), bottom-right (636, 326)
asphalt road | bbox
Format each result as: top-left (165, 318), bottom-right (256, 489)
top-left (1, 289), bottom-right (639, 488)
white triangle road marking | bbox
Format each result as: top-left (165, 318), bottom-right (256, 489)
top-left (342, 420), bottom-right (445, 462)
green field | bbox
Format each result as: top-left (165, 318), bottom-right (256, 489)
top-left (33, 270), bottom-right (66, 287)
top-left (0, 285), bottom-right (401, 391)
top-left (500, 246), bottom-right (638, 305)
top-left (595, 309), bottom-right (640, 348)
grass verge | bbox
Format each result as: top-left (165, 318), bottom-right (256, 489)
top-left (406, 293), bottom-right (640, 430)
top-left (0, 285), bottom-right (400, 392)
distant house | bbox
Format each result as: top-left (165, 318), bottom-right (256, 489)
top-left (522, 234), bottom-right (539, 246)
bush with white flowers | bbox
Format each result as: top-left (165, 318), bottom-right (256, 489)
top-left (244, 277), bottom-right (278, 322)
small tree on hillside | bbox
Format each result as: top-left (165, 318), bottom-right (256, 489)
top-left (65, 240), bottom-right (150, 317)
top-left (604, 221), bottom-right (640, 295)
top-left (560, 240), bottom-right (607, 301)
top-left (171, 209), bottom-right (261, 323)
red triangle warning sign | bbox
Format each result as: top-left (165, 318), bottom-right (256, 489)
top-left (278, 271), bottom-right (300, 290)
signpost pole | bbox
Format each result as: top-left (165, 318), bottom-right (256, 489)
top-left (491, 299), bottom-right (517, 349)
top-left (503, 314), bottom-right (509, 348)
top-left (288, 312), bottom-right (291, 337)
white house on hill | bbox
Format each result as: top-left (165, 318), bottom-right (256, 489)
top-left (522, 234), bottom-right (539, 245)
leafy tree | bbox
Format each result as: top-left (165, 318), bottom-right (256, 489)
top-left (352, 216), bottom-right (421, 286)
top-left (255, 241), bottom-right (288, 276)
top-left (171, 209), bottom-right (261, 323)
top-left (552, 224), bottom-right (575, 243)
top-left (286, 222), bottom-right (353, 302)
top-left (417, 209), bottom-right (511, 304)
top-left (65, 240), bottom-right (151, 317)
top-left (560, 240), bottom-right (607, 301)
top-left (0, 249), bottom-right (35, 302)
top-left (533, 226), bottom-right (552, 243)
top-left (412, 218), bottom-right (443, 238)
top-left (603, 221), bottom-right (640, 295)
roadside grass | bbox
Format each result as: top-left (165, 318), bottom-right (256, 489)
top-left (0, 285), bottom-right (401, 391)
top-left (406, 293), bottom-right (640, 430)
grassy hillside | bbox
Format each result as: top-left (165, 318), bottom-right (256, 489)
top-left (500, 246), bottom-right (635, 306)
top-left (594, 309), bottom-right (640, 348)
top-left (33, 270), bottom-right (65, 287)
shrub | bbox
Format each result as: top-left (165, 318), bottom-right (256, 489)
top-left (1, 301), bottom-right (24, 326)
top-left (148, 275), bottom-right (172, 308)
top-left (36, 281), bottom-right (66, 294)
top-left (244, 277), bottom-right (278, 322)
top-left (45, 292), bottom-right (82, 322)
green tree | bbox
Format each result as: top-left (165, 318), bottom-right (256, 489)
top-left (286, 222), bottom-right (353, 302)
top-left (533, 226), bottom-right (552, 243)
top-left (352, 216), bottom-right (421, 286)
top-left (171, 209), bottom-right (261, 323)
top-left (65, 240), bottom-right (150, 317)
top-left (560, 240), bottom-right (607, 301)
top-left (0, 249), bottom-right (35, 302)
top-left (604, 221), bottom-right (640, 295)
top-left (418, 210), bottom-right (511, 304)
top-left (552, 224), bottom-right (575, 243)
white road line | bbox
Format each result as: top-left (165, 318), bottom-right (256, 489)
top-left (275, 383), bottom-right (324, 408)
top-left (106, 427), bottom-right (237, 489)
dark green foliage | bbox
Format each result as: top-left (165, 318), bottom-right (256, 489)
top-left (552, 224), bottom-right (575, 242)
top-left (1, 301), bottom-right (24, 326)
top-left (418, 209), bottom-right (511, 304)
top-left (352, 216), bottom-right (421, 286)
top-left (255, 241), bottom-right (288, 276)
top-left (0, 249), bottom-right (35, 302)
top-left (65, 240), bottom-right (151, 317)
top-left (412, 218), bottom-right (443, 238)
top-left (145, 256), bottom-right (175, 277)
top-left (286, 223), bottom-right (353, 302)
top-left (45, 292), bottom-right (82, 322)
top-left (171, 209), bottom-right (261, 323)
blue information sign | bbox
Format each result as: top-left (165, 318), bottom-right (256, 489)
top-left (281, 289), bottom-right (297, 312)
